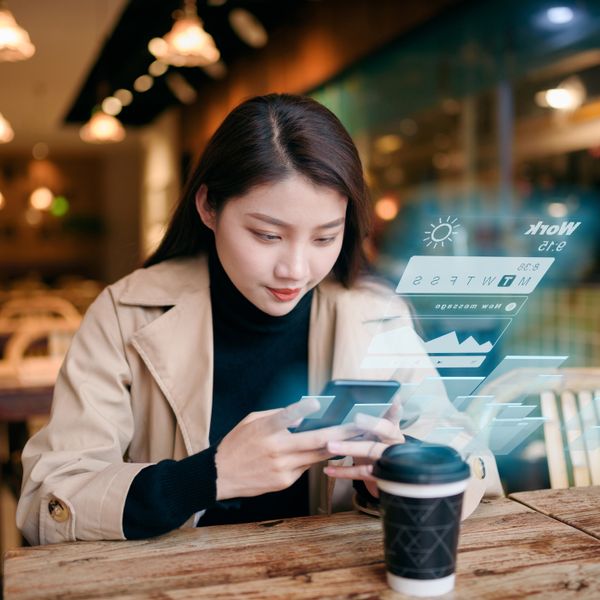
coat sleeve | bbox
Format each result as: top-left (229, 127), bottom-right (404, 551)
top-left (17, 288), bottom-right (152, 545)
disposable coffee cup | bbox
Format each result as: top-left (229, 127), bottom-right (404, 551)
top-left (373, 442), bottom-right (470, 597)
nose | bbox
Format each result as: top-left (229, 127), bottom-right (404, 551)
top-left (274, 244), bottom-right (309, 283)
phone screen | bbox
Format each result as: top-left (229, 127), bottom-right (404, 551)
top-left (290, 379), bottom-right (401, 433)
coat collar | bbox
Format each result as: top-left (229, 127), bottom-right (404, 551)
top-left (119, 254), bottom-right (210, 307)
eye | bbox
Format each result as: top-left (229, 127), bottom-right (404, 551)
top-left (314, 235), bottom-right (338, 245)
top-left (252, 231), bottom-right (281, 242)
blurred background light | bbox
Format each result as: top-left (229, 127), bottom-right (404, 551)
top-left (32, 142), bottom-right (49, 160)
top-left (535, 75), bottom-right (585, 110)
top-left (374, 134), bottom-right (403, 154)
top-left (228, 8), bottom-right (268, 48)
top-left (0, 5), bottom-right (35, 62)
top-left (548, 202), bottom-right (568, 218)
top-left (134, 74), bottom-right (154, 93)
top-left (165, 72), bottom-right (198, 104)
top-left (0, 190), bottom-right (5, 209)
top-left (546, 6), bottom-right (574, 24)
top-left (50, 195), bottom-right (70, 217)
top-left (149, 0), bottom-right (220, 67)
top-left (29, 186), bottom-right (53, 210)
top-left (80, 111), bottom-right (125, 143)
top-left (24, 207), bottom-right (42, 226)
top-left (101, 96), bottom-right (123, 116)
top-left (148, 59), bottom-right (169, 77)
top-left (0, 111), bottom-right (14, 142)
top-left (113, 88), bottom-right (133, 106)
top-left (375, 197), bottom-right (399, 221)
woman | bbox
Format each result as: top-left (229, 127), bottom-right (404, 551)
top-left (18, 94), bottom-right (501, 545)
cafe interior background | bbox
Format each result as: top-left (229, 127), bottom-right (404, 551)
top-left (1, 0), bottom-right (599, 556)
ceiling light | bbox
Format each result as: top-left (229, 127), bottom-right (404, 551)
top-left (546, 6), bottom-right (574, 24)
top-left (30, 187), bottom-right (53, 210)
top-left (0, 111), bottom-right (14, 142)
top-left (102, 96), bottom-right (123, 116)
top-left (228, 8), bottom-right (268, 48)
top-left (80, 111), bottom-right (125, 144)
top-left (0, 5), bottom-right (35, 62)
top-left (114, 88), bottom-right (133, 106)
top-left (134, 74), bottom-right (154, 92)
top-left (536, 76), bottom-right (586, 110)
top-left (149, 0), bottom-right (220, 67)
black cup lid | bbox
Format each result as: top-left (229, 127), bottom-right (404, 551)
top-left (373, 442), bottom-right (470, 484)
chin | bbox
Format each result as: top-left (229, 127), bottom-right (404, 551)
top-left (262, 300), bottom-right (298, 317)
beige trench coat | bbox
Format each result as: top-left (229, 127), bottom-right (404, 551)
top-left (18, 255), bottom-right (502, 545)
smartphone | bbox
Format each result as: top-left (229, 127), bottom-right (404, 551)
top-left (290, 379), bottom-right (401, 433)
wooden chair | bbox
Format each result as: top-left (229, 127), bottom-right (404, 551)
top-left (0, 295), bottom-right (81, 325)
top-left (0, 319), bottom-right (80, 386)
top-left (472, 368), bottom-right (600, 489)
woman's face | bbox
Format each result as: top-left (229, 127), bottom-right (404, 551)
top-left (196, 174), bottom-right (348, 316)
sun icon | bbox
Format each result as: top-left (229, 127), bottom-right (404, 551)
top-left (423, 217), bottom-right (460, 249)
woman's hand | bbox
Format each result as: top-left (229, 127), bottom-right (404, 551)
top-left (215, 397), bottom-right (360, 500)
top-left (323, 401), bottom-right (405, 498)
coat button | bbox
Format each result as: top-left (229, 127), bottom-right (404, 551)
top-left (468, 456), bottom-right (486, 480)
top-left (48, 498), bottom-right (69, 522)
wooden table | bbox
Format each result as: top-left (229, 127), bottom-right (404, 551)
top-left (4, 492), bottom-right (600, 599)
top-left (0, 384), bottom-right (53, 422)
top-left (0, 383), bottom-right (53, 563)
top-left (510, 486), bottom-right (600, 541)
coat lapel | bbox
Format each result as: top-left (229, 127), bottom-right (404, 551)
top-left (121, 256), bottom-right (214, 456)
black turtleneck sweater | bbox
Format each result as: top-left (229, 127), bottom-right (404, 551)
top-left (122, 248), bottom-right (312, 539)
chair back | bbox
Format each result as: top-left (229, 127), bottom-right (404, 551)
top-left (473, 368), bottom-right (600, 489)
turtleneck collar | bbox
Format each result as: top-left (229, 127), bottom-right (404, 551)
top-left (208, 244), bottom-right (313, 333)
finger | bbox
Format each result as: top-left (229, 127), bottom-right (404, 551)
top-left (288, 447), bottom-right (340, 469)
top-left (324, 464), bottom-right (376, 480)
top-left (326, 440), bottom-right (388, 460)
top-left (288, 422), bottom-right (362, 451)
top-left (383, 399), bottom-right (403, 426)
top-left (354, 413), bottom-right (405, 442)
top-left (261, 397), bottom-right (321, 433)
top-left (243, 408), bottom-right (282, 424)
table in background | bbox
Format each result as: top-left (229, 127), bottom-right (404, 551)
top-left (0, 384), bottom-right (53, 563)
top-left (0, 384), bottom-right (53, 422)
top-left (4, 492), bottom-right (600, 599)
top-left (510, 485), bottom-right (600, 541)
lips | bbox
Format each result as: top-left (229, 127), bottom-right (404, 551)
top-left (266, 287), bottom-right (301, 302)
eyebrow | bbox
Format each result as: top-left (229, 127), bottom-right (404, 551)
top-left (247, 213), bottom-right (345, 229)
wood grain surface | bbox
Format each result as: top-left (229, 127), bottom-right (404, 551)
top-left (4, 496), bottom-right (600, 599)
top-left (510, 486), bottom-right (600, 541)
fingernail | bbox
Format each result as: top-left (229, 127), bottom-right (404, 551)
top-left (323, 467), bottom-right (333, 475)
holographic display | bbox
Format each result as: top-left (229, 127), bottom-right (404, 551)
top-left (396, 256), bottom-right (555, 295)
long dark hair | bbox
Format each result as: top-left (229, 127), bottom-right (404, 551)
top-left (144, 93), bottom-right (372, 287)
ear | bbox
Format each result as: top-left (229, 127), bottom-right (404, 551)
top-left (195, 184), bottom-right (217, 231)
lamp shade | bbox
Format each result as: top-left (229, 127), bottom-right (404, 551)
top-left (80, 111), bottom-right (125, 144)
top-left (0, 7), bottom-right (35, 62)
top-left (0, 112), bottom-right (14, 143)
top-left (148, 4), bottom-right (219, 67)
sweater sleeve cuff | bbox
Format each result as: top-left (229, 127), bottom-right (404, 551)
top-left (123, 445), bottom-right (219, 539)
